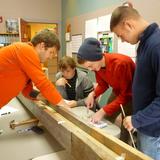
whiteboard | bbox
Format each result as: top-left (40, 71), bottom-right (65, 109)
top-left (85, 18), bottom-right (97, 38)
top-left (85, 14), bottom-right (111, 39)
top-left (97, 14), bottom-right (111, 32)
top-left (118, 39), bottom-right (136, 58)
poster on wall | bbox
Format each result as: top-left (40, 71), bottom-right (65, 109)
top-left (66, 42), bottom-right (72, 57)
top-left (71, 34), bottom-right (82, 53)
top-left (6, 19), bottom-right (19, 33)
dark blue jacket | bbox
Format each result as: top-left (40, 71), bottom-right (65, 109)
top-left (132, 23), bottom-right (160, 137)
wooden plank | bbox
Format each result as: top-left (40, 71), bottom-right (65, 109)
top-left (18, 94), bottom-right (152, 160)
top-left (53, 105), bottom-right (152, 160)
top-left (71, 129), bottom-right (119, 160)
top-left (17, 95), bottom-right (71, 151)
top-left (17, 94), bottom-right (121, 160)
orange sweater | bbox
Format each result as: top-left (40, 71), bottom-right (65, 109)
top-left (95, 53), bottom-right (135, 116)
top-left (0, 42), bottom-right (62, 108)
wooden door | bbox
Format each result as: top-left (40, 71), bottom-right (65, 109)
top-left (19, 18), bottom-right (31, 42)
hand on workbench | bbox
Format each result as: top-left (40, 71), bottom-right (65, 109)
top-left (57, 99), bottom-right (71, 108)
top-left (66, 100), bottom-right (77, 108)
top-left (55, 77), bottom-right (67, 86)
top-left (115, 113), bottom-right (122, 127)
top-left (36, 93), bottom-right (49, 105)
top-left (37, 93), bottom-right (46, 101)
top-left (85, 91), bottom-right (95, 109)
top-left (123, 116), bottom-right (134, 132)
top-left (90, 108), bottom-right (106, 123)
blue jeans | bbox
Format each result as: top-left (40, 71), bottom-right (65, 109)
top-left (137, 131), bottom-right (160, 160)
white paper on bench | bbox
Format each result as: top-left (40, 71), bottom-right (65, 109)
top-left (90, 121), bottom-right (108, 129)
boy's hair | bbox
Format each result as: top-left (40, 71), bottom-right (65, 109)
top-left (58, 56), bottom-right (76, 70)
top-left (110, 6), bottom-right (140, 31)
top-left (31, 29), bottom-right (60, 50)
top-left (77, 57), bottom-right (87, 64)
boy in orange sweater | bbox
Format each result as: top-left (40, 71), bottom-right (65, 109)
top-left (0, 29), bottom-right (68, 108)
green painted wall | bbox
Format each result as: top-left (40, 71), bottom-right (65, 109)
top-left (62, 0), bottom-right (122, 19)
top-left (61, 0), bottom-right (123, 55)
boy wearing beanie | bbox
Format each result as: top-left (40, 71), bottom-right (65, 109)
top-left (77, 37), bottom-right (135, 143)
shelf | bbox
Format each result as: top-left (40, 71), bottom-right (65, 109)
top-left (0, 33), bottom-right (19, 35)
top-left (0, 33), bottom-right (20, 46)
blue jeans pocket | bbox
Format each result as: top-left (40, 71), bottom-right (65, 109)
top-left (138, 131), bottom-right (160, 160)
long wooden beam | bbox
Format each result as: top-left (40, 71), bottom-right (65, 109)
top-left (17, 94), bottom-right (120, 160)
top-left (54, 105), bottom-right (152, 160)
top-left (17, 94), bottom-right (153, 160)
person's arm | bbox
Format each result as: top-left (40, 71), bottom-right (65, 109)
top-left (91, 61), bottom-right (134, 123)
top-left (90, 108), bottom-right (106, 123)
top-left (77, 75), bottom-right (94, 106)
top-left (123, 116), bottom-right (133, 131)
top-left (85, 73), bottom-right (109, 108)
top-left (85, 91), bottom-right (96, 108)
top-left (132, 46), bottom-right (160, 128)
top-left (103, 62), bottom-right (134, 116)
top-left (22, 79), bottom-right (44, 102)
top-left (22, 80), bottom-right (37, 100)
top-left (16, 44), bottom-right (63, 106)
top-left (29, 89), bottom-right (40, 99)
top-left (22, 80), bottom-right (50, 104)
top-left (94, 73), bottom-right (109, 98)
top-left (55, 73), bottom-right (68, 99)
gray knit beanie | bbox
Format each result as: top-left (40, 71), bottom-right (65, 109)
top-left (77, 38), bottom-right (103, 61)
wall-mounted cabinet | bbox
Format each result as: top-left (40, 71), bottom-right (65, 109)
top-left (0, 33), bottom-right (19, 47)
top-left (0, 18), bottom-right (30, 47)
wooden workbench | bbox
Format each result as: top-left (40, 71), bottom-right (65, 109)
top-left (17, 94), bottom-right (153, 160)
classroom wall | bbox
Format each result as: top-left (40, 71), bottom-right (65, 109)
top-left (61, 0), bottom-right (160, 55)
top-left (61, 0), bottom-right (123, 55)
top-left (0, 0), bottom-right (61, 37)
